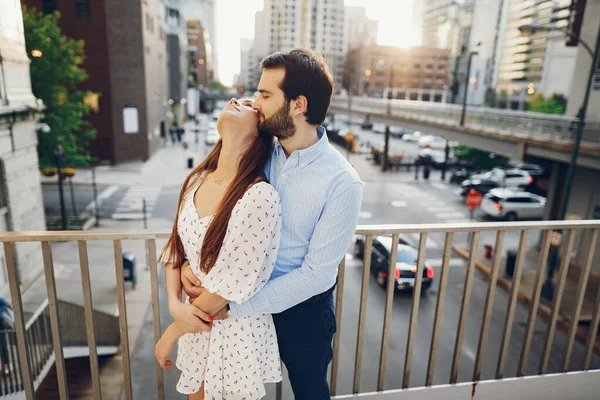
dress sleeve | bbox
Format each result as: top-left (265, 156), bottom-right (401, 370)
top-left (202, 183), bottom-right (281, 304)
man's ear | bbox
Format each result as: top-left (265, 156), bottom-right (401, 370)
top-left (291, 95), bottom-right (308, 116)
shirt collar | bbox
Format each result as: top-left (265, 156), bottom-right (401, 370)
top-left (272, 126), bottom-right (329, 167)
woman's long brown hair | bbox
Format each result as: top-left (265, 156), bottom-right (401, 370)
top-left (159, 130), bottom-right (273, 273)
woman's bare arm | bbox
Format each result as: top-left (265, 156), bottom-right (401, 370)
top-left (190, 290), bottom-right (229, 317)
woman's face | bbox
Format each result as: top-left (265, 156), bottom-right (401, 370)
top-left (217, 98), bottom-right (259, 142)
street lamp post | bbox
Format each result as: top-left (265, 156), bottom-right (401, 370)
top-left (518, 23), bottom-right (600, 299)
top-left (91, 165), bottom-right (100, 227)
top-left (53, 146), bottom-right (67, 230)
top-left (460, 51), bottom-right (478, 126)
top-left (382, 62), bottom-right (398, 172)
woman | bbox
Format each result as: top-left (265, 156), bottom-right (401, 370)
top-left (155, 98), bottom-right (282, 399)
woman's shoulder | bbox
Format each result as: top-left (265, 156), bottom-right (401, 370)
top-left (243, 181), bottom-right (280, 203)
top-left (234, 181), bottom-right (280, 212)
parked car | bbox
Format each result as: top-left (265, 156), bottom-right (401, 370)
top-left (418, 148), bottom-right (455, 167)
top-left (205, 129), bottom-right (220, 145)
top-left (360, 119), bottom-right (373, 130)
top-left (450, 168), bottom-right (472, 184)
top-left (354, 236), bottom-right (434, 291)
top-left (481, 188), bottom-right (546, 221)
top-left (211, 109), bottom-right (221, 121)
top-left (468, 168), bottom-right (532, 188)
top-left (402, 131), bottom-right (423, 142)
top-left (514, 162), bottom-right (545, 177)
top-left (460, 177), bottom-right (502, 196)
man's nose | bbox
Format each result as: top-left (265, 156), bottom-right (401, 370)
top-left (229, 98), bottom-right (238, 106)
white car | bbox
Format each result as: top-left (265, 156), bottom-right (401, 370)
top-left (402, 131), bottom-right (423, 142)
top-left (418, 135), bottom-right (458, 150)
top-left (205, 129), bottom-right (220, 145)
top-left (211, 109), bottom-right (221, 121)
top-left (480, 168), bottom-right (532, 188)
top-left (372, 123), bottom-right (387, 134)
top-left (481, 188), bottom-right (546, 221)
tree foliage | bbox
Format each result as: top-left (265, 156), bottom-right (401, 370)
top-left (23, 6), bottom-right (97, 169)
top-left (453, 145), bottom-right (509, 170)
top-left (526, 93), bottom-right (567, 115)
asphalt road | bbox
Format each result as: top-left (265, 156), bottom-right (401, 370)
top-left (127, 125), bottom-right (600, 399)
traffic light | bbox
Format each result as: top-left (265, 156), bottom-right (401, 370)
top-left (566, 0), bottom-right (587, 47)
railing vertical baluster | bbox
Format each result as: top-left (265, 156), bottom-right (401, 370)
top-left (354, 234), bottom-right (373, 393)
top-left (113, 240), bottom-right (133, 400)
top-left (147, 239), bottom-right (165, 400)
top-left (77, 240), bottom-right (103, 399)
top-left (473, 231), bottom-right (505, 382)
top-left (496, 230), bottom-right (528, 379)
top-left (9, 331), bottom-right (21, 392)
top-left (564, 229), bottom-right (597, 371)
top-left (540, 230), bottom-right (576, 375)
top-left (585, 257), bottom-right (600, 370)
top-left (41, 241), bottom-right (70, 400)
top-left (403, 233), bottom-right (427, 389)
top-left (0, 331), bottom-right (8, 395)
top-left (378, 233), bottom-right (400, 391)
top-left (330, 257), bottom-right (346, 396)
top-left (3, 242), bottom-right (34, 399)
top-left (518, 230), bottom-right (553, 376)
top-left (450, 231), bottom-right (480, 384)
top-left (426, 233), bottom-right (453, 386)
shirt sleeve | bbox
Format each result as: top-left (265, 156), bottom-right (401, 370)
top-left (230, 181), bottom-right (362, 317)
top-left (202, 183), bottom-right (281, 304)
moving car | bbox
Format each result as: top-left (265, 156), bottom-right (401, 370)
top-left (205, 129), bottom-right (219, 145)
top-left (402, 131), bottom-right (423, 142)
top-left (354, 236), bottom-right (434, 291)
top-left (481, 188), bottom-right (546, 221)
top-left (373, 123), bottom-right (387, 134)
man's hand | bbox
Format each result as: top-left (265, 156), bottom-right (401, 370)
top-left (169, 301), bottom-right (212, 334)
top-left (212, 306), bottom-right (229, 321)
top-left (181, 261), bottom-right (204, 300)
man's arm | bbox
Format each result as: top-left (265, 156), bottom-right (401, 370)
top-left (230, 181), bottom-right (362, 317)
top-left (165, 261), bottom-right (212, 333)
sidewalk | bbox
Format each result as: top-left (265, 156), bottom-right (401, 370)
top-left (24, 120), bottom-right (207, 398)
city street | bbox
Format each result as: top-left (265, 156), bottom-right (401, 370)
top-left (127, 121), bottom-right (599, 399)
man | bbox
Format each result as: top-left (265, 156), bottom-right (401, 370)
top-left (180, 48), bottom-right (362, 399)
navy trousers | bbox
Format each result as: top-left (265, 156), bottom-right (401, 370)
top-left (273, 294), bottom-right (336, 400)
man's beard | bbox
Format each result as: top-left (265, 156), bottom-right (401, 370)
top-left (259, 100), bottom-right (296, 140)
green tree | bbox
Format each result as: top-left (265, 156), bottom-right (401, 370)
top-left (453, 145), bottom-right (509, 170)
top-left (526, 92), bottom-right (567, 115)
top-left (23, 7), bottom-right (97, 169)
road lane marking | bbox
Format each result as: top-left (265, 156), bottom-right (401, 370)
top-left (391, 200), bottom-right (408, 207)
top-left (436, 212), bottom-right (467, 219)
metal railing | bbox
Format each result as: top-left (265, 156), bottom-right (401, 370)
top-left (0, 219), bottom-right (599, 399)
top-left (331, 95), bottom-right (600, 147)
top-left (0, 301), bottom-right (53, 396)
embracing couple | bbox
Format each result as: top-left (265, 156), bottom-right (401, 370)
top-left (155, 49), bottom-right (362, 400)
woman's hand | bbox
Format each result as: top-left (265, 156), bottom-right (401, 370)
top-left (169, 300), bottom-right (213, 334)
top-left (181, 261), bottom-right (205, 301)
top-left (154, 331), bottom-right (177, 370)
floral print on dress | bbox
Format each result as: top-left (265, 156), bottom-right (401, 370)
top-left (175, 178), bottom-right (282, 399)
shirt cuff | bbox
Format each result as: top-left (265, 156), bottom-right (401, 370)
top-left (229, 299), bottom-right (254, 318)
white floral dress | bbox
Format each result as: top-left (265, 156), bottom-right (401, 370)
top-left (175, 179), bottom-right (282, 399)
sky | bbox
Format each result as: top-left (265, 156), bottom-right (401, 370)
top-left (215, 0), bottom-right (417, 86)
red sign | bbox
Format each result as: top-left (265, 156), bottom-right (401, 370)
top-left (465, 189), bottom-right (483, 210)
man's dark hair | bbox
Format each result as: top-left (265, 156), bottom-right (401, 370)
top-left (260, 48), bottom-right (334, 126)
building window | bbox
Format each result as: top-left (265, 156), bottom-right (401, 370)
top-left (75, 0), bottom-right (91, 21)
top-left (42, 0), bottom-right (57, 14)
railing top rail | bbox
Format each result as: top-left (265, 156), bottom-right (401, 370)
top-left (1, 220), bottom-right (599, 243)
top-left (332, 95), bottom-right (600, 123)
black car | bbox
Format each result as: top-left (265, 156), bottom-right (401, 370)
top-left (460, 178), bottom-right (502, 196)
top-left (354, 236), bottom-right (434, 291)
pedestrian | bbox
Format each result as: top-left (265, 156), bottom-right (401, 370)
top-left (170, 49), bottom-right (363, 400)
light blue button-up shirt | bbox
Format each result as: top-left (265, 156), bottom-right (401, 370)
top-left (230, 126), bottom-right (363, 317)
